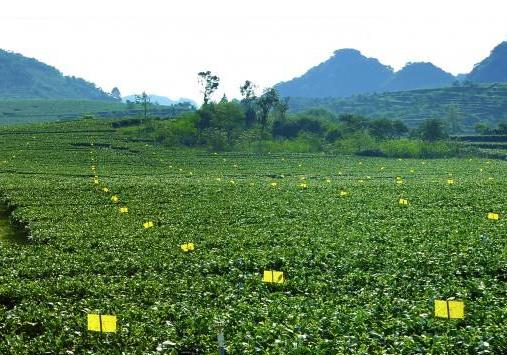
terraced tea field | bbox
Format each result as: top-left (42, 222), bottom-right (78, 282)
top-left (0, 120), bottom-right (506, 353)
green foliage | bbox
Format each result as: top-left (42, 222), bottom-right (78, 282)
top-left (288, 83), bottom-right (507, 130)
top-left (417, 118), bottom-right (449, 141)
top-left (0, 120), bottom-right (506, 353)
top-left (0, 49), bottom-right (114, 100)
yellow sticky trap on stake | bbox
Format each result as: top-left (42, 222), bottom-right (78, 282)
top-left (119, 207), bottom-right (128, 214)
top-left (447, 179), bottom-right (455, 185)
top-left (143, 221), bottom-right (154, 229)
top-left (87, 314), bottom-right (117, 332)
top-left (102, 187), bottom-right (110, 193)
top-left (181, 243), bottom-right (195, 252)
top-left (111, 195), bottom-right (119, 203)
top-left (93, 178), bottom-right (99, 185)
top-left (434, 300), bottom-right (464, 319)
top-left (263, 270), bottom-right (284, 284)
top-left (487, 212), bottom-right (499, 220)
top-left (340, 190), bottom-right (349, 197)
top-left (399, 198), bottom-right (409, 205)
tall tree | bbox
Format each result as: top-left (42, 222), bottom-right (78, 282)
top-left (240, 80), bottom-right (257, 127)
top-left (135, 91), bottom-right (150, 122)
top-left (111, 87), bottom-right (121, 100)
top-left (198, 71), bottom-right (220, 105)
top-left (256, 88), bottom-right (279, 135)
top-left (274, 97), bottom-right (290, 122)
top-left (446, 104), bottom-right (462, 134)
top-left (240, 80), bottom-right (256, 101)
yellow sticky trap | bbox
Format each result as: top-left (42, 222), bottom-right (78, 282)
top-left (447, 179), bottom-right (454, 185)
top-left (399, 198), bottom-right (409, 205)
top-left (326, 179), bottom-right (331, 183)
top-left (181, 243), bottom-right (195, 252)
top-left (299, 183), bottom-right (308, 189)
top-left (119, 207), bottom-right (128, 214)
top-left (487, 212), bottom-right (499, 220)
top-left (102, 187), bottom-right (110, 193)
top-left (111, 195), bottom-right (119, 203)
top-left (434, 300), bottom-right (464, 319)
top-left (143, 221), bottom-right (154, 229)
top-left (93, 178), bottom-right (99, 185)
top-left (340, 190), bottom-right (349, 197)
top-left (270, 182), bottom-right (278, 187)
top-left (380, 166), bottom-right (385, 170)
top-left (87, 314), bottom-right (117, 332)
top-left (263, 270), bottom-right (284, 284)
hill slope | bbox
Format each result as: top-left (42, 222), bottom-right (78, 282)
top-left (467, 41), bottom-right (507, 83)
top-left (0, 49), bottom-right (114, 100)
top-left (288, 83), bottom-right (507, 130)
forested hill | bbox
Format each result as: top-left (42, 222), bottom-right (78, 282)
top-left (0, 49), bottom-right (114, 100)
top-left (288, 83), bottom-right (507, 130)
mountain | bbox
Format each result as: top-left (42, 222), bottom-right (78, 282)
top-left (383, 62), bottom-right (455, 91)
top-left (467, 41), bottom-right (507, 83)
top-left (275, 49), bottom-right (394, 98)
top-left (122, 94), bottom-right (196, 107)
top-left (275, 49), bottom-right (460, 98)
top-left (0, 49), bottom-right (115, 100)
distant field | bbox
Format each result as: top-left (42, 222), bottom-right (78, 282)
top-left (0, 120), bottom-right (505, 353)
top-left (289, 83), bottom-right (507, 130)
top-left (0, 99), bottom-right (193, 125)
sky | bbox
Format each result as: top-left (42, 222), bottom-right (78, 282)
top-left (1, 0), bottom-right (507, 103)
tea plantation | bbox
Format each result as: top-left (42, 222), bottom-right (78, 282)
top-left (0, 120), bottom-right (505, 353)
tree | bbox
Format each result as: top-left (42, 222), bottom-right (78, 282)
top-left (475, 123), bottom-right (490, 135)
top-left (256, 88), bottom-right (279, 136)
top-left (111, 87), bottom-right (121, 100)
top-left (240, 80), bottom-right (256, 101)
top-left (240, 80), bottom-right (257, 127)
top-left (338, 114), bottom-right (368, 133)
top-left (198, 71), bottom-right (220, 105)
top-left (417, 118), bottom-right (448, 141)
top-left (274, 97), bottom-right (290, 122)
top-left (368, 118), bottom-right (393, 139)
top-left (392, 120), bottom-right (409, 137)
top-left (135, 92), bottom-right (150, 122)
top-left (446, 104), bottom-right (462, 134)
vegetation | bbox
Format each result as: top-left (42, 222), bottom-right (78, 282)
top-left (287, 83), bottom-right (507, 131)
top-left (0, 49), bottom-right (114, 100)
top-left (0, 119), bottom-right (505, 353)
top-left (0, 99), bottom-right (195, 125)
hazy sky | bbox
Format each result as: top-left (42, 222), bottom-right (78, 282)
top-left (2, 0), bottom-right (507, 103)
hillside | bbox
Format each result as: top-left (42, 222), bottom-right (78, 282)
top-left (0, 49), bottom-right (114, 100)
top-left (288, 83), bottom-right (507, 130)
top-left (0, 99), bottom-right (194, 125)
top-left (275, 49), bottom-right (460, 98)
top-left (468, 41), bottom-right (507, 83)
